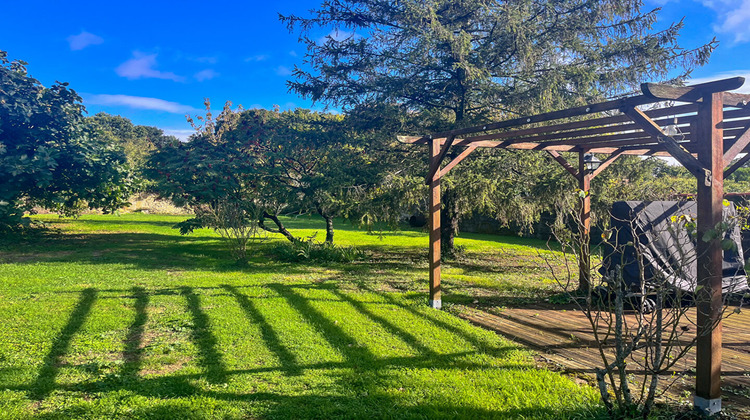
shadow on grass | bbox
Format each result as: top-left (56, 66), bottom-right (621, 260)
top-left (45, 218), bottom-right (185, 229)
top-left (1, 227), bottom-right (558, 309)
top-left (30, 288), bottom-right (97, 400)
top-left (0, 231), bottom-right (306, 274)
top-left (222, 285), bottom-right (302, 376)
top-left (121, 287), bottom-right (148, 382)
top-left (35, 392), bottom-right (601, 420)
top-left (180, 286), bottom-right (228, 384)
top-left (16, 282), bottom-right (603, 419)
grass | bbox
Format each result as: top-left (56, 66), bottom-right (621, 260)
top-left (0, 213), bottom-right (603, 419)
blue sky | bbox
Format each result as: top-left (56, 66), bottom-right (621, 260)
top-left (1, 0), bottom-right (749, 139)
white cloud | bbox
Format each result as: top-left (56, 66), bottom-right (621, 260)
top-left (689, 70), bottom-right (750, 93)
top-left (116, 52), bottom-right (184, 81)
top-left (289, 50), bottom-right (298, 57)
top-left (700, 0), bottom-right (750, 43)
top-left (67, 31), bottom-right (104, 51)
top-left (162, 128), bottom-right (194, 141)
top-left (275, 65), bottom-right (292, 76)
top-left (85, 94), bottom-right (198, 113)
top-left (245, 54), bottom-right (270, 62)
top-left (317, 29), bottom-right (356, 44)
top-left (194, 69), bottom-right (219, 81)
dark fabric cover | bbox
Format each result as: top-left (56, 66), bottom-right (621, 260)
top-left (599, 201), bottom-right (748, 294)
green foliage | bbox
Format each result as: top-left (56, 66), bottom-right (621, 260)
top-left (87, 112), bottom-right (176, 182)
top-left (283, 0), bottom-right (714, 119)
top-left (146, 100), bottom-right (262, 262)
top-left (224, 107), bottom-right (392, 243)
top-left (0, 51), bottom-right (133, 232)
top-left (147, 102), bottom-right (257, 211)
top-left (272, 238), bottom-right (366, 263)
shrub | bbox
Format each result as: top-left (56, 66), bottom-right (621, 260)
top-left (272, 238), bottom-right (365, 263)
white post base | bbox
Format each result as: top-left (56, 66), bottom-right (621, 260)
top-left (428, 299), bottom-right (442, 309)
top-left (694, 395), bottom-right (721, 415)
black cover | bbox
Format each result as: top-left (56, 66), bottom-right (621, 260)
top-left (599, 201), bottom-right (748, 294)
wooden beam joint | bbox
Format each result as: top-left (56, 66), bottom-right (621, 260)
top-left (623, 107), bottom-right (708, 181)
top-left (591, 149), bottom-right (624, 179)
top-left (546, 150), bottom-right (578, 178)
top-left (424, 135), bottom-right (455, 184)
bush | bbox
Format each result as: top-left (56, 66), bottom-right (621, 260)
top-left (272, 238), bottom-right (365, 263)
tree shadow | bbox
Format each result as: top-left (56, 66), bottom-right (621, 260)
top-left (0, 232), bottom-right (310, 276)
top-left (53, 218), bottom-right (186, 228)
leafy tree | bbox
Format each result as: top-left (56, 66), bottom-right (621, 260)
top-left (148, 102), bottom-right (386, 264)
top-left (0, 51), bottom-right (133, 231)
top-left (227, 108), bottom-right (384, 243)
top-left (146, 101), bottom-right (269, 263)
top-left (282, 0), bottom-right (715, 251)
top-left (87, 113), bottom-right (176, 180)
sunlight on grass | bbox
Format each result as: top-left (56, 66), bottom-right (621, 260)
top-left (0, 214), bottom-right (601, 419)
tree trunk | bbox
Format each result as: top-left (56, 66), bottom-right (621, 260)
top-left (440, 188), bottom-right (459, 255)
top-left (258, 211), bottom-right (295, 243)
top-left (439, 90), bottom-right (466, 256)
top-left (324, 215), bottom-right (334, 243)
top-left (316, 206), bottom-right (335, 244)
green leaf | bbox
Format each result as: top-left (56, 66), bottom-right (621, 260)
top-left (721, 239), bottom-right (737, 251)
top-left (702, 230), bottom-right (718, 242)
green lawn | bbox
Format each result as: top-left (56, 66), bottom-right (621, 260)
top-left (0, 214), bottom-right (602, 419)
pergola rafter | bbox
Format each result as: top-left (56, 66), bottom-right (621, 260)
top-left (398, 77), bottom-right (750, 415)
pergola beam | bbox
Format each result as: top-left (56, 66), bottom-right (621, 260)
top-left (440, 145), bottom-right (478, 178)
top-left (422, 95), bottom-right (662, 141)
top-left (428, 138), bottom-right (442, 310)
top-left (725, 151), bottom-right (750, 178)
top-left (545, 150), bottom-right (578, 178)
top-left (623, 107), bottom-right (707, 178)
top-left (694, 92), bottom-right (725, 414)
top-left (722, 124), bottom-right (750, 167)
top-left (641, 77), bottom-right (745, 103)
top-left (591, 149), bottom-right (624, 178)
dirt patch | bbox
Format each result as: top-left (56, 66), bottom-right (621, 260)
top-left (140, 358), bottom-right (192, 376)
top-left (0, 250), bottom-right (74, 263)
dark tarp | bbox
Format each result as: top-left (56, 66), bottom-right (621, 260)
top-left (599, 201), bottom-right (748, 294)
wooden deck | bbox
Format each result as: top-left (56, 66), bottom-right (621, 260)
top-left (459, 304), bottom-right (750, 414)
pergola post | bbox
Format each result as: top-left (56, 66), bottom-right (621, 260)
top-left (694, 92), bottom-right (725, 415)
top-left (428, 138), bottom-right (442, 309)
top-left (577, 152), bottom-right (592, 293)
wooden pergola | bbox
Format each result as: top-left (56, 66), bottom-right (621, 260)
top-left (398, 77), bottom-right (750, 414)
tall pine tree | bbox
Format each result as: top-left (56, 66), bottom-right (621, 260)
top-left (282, 0), bottom-right (715, 250)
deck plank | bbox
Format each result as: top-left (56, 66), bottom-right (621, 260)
top-left (460, 305), bottom-right (750, 414)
